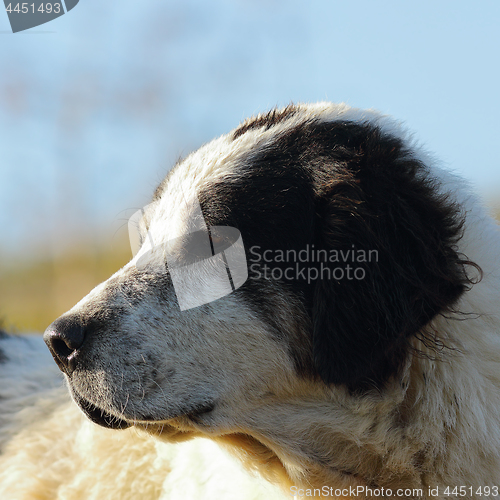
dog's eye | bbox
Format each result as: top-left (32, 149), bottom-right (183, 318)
top-left (209, 234), bottom-right (223, 246)
top-left (207, 227), bottom-right (240, 254)
top-left (170, 230), bottom-right (214, 265)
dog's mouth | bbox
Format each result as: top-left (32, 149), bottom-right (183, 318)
top-left (72, 389), bottom-right (217, 431)
top-left (73, 392), bottom-right (132, 430)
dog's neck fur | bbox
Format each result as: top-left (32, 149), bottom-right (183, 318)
top-left (217, 321), bottom-right (500, 496)
top-left (216, 238), bottom-right (500, 497)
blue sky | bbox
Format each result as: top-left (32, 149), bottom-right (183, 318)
top-left (0, 0), bottom-right (499, 256)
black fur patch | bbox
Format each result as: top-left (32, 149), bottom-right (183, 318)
top-left (199, 117), bottom-right (478, 391)
top-left (289, 120), bottom-right (477, 391)
top-left (232, 105), bottom-right (298, 140)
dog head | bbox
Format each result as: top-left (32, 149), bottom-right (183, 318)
top-left (44, 103), bottom-right (475, 436)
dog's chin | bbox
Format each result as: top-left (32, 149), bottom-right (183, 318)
top-left (73, 392), bottom-right (132, 430)
top-left (71, 386), bottom-right (217, 431)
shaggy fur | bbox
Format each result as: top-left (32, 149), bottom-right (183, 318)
top-left (1, 102), bottom-right (500, 499)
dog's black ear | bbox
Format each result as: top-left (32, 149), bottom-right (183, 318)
top-left (310, 129), bottom-right (476, 391)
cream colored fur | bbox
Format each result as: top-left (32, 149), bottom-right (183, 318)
top-left (0, 342), bottom-right (286, 499)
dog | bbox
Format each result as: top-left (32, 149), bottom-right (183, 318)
top-left (1, 102), bottom-right (500, 499)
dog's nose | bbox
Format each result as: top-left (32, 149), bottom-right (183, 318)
top-left (43, 317), bottom-right (86, 375)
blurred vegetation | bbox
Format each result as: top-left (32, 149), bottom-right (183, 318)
top-left (0, 235), bottom-right (131, 333)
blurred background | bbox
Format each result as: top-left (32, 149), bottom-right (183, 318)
top-left (0, 0), bottom-right (499, 332)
